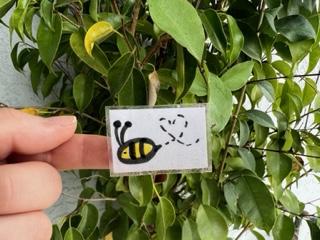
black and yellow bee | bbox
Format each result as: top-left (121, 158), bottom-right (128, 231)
top-left (113, 120), bottom-right (162, 164)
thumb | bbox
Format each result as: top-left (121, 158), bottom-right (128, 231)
top-left (0, 108), bottom-right (77, 159)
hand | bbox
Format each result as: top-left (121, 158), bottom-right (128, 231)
top-left (0, 108), bottom-right (109, 240)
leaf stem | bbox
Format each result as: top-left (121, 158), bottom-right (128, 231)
top-left (218, 85), bottom-right (247, 183)
top-left (153, 181), bottom-right (161, 199)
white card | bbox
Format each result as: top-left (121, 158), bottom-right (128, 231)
top-left (106, 104), bottom-right (211, 176)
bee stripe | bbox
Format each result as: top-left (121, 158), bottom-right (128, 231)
top-left (134, 142), bottom-right (141, 159)
top-left (140, 141), bottom-right (146, 158)
top-left (129, 142), bottom-right (137, 160)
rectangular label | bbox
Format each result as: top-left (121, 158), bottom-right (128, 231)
top-left (106, 105), bottom-right (211, 176)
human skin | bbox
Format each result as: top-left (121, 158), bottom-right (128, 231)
top-left (0, 108), bottom-right (109, 240)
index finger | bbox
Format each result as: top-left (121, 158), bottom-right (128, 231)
top-left (9, 134), bottom-right (110, 170)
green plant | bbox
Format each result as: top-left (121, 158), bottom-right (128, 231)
top-left (1, 0), bottom-right (320, 239)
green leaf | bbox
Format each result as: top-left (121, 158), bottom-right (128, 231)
top-left (238, 148), bottom-right (256, 172)
top-left (37, 14), bottom-right (62, 71)
top-left (162, 174), bottom-right (177, 195)
top-left (254, 123), bottom-right (269, 146)
top-left (307, 45), bottom-right (320, 73)
top-left (189, 69), bottom-right (207, 97)
top-left (87, 228), bottom-right (99, 240)
top-left (117, 193), bottom-right (146, 224)
top-left (306, 145), bottom-right (320, 172)
top-left (201, 177), bottom-right (219, 207)
top-left (119, 68), bottom-right (146, 105)
top-left (73, 74), bottom-right (94, 111)
top-left (175, 44), bottom-right (197, 101)
top-left (279, 189), bottom-right (303, 215)
top-left (275, 15), bottom-right (316, 42)
top-left (225, 14), bottom-right (244, 64)
top-left (233, 175), bottom-right (276, 232)
top-left (272, 214), bottom-right (294, 240)
top-left (70, 31), bottom-right (109, 77)
top-left (0, 0), bottom-right (15, 19)
top-left (307, 220), bottom-right (320, 239)
top-left (196, 205), bottom-right (228, 240)
top-left (207, 73), bottom-right (233, 132)
top-left (199, 9), bottom-right (227, 54)
top-left (148, 0), bottom-right (205, 62)
top-left (25, 7), bottom-right (36, 40)
top-left (266, 141), bottom-right (292, 185)
top-left (129, 175), bottom-right (153, 206)
top-left (223, 182), bottom-right (238, 213)
top-left (258, 81), bottom-right (275, 103)
top-left (246, 110), bottom-right (275, 128)
top-left (41, 73), bottom-right (61, 98)
top-left (77, 187), bottom-right (95, 207)
top-left (89, 0), bottom-right (98, 22)
top-left (108, 52), bottom-right (135, 97)
top-left (239, 120), bottom-right (250, 147)
top-left (221, 61), bottom-right (254, 91)
top-left (239, 23), bottom-right (262, 61)
top-left (77, 204), bottom-right (99, 238)
top-left (40, 0), bottom-right (54, 31)
top-left (51, 225), bottom-right (63, 240)
top-left (302, 77), bottom-right (317, 106)
top-left (29, 60), bottom-right (44, 94)
top-left (272, 60), bottom-right (291, 76)
top-left (289, 39), bottom-right (314, 64)
top-left (156, 197), bottom-right (176, 240)
top-left (64, 228), bottom-right (84, 240)
top-left (127, 229), bottom-right (149, 240)
top-left (182, 219), bottom-right (201, 240)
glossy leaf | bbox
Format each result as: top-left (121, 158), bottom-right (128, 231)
top-left (238, 148), bottom-right (256, 172)
top-left (306, 145), bottom-right (320, 171)
top-left (119, 68), bottom-right (147, 105)
top-left (73, 74), bottom-right (94, 111)
top-left (77, 204), bottom-right (99, 238)
top-left (225, 14), bottom-right (244, 64)
top-left (108, 52), bottom-right (134, 96)
top-left (37, 14), bottom-right (62, 71)
top-left (246, 110), bottom-right (275, 128)
top-left (275, 15), bottom-right (316, 42)
top-left (196, 205), bottom-right (228, 240)
top-left (272, 214), bottom-right (294, 240)
top-left (89, 0), bottom-right (98, 22)
top-left (182, 219), bottom-right (201, 240)
top-left (52, 225), bottom-right (63, 240)
top-left (199, 9), bottom-right (227, 54)
top-left (302, 77), bottom-right (317, 106)
top-left (70, 31), bottom-right (109, 76)
top-left (232, 175), bottom-right (276, 232)
top-left (266, 141), bottom-right (292, 184)
top-left (129, 175), bottom-right (153, 206)
top-left (221, 61), bottom-right (254, 91)
top-left (64, 228), bottom-right (84, 240)
top-left (41, 73), bottom-right (60, 98)
top-left (0, 0), bottom-right (15, 18)
top-left (148, 0), bottom-right (205, 62)
top-left (208, 73), bottom-right (233, 132)
top-left (40, 0), bottom-right (54, 30)
top-left (279, 189), bottom-right (303, 215)
top-left (117, 193), bottom-right (146, 224)
top-left (201, 177), bottom-right (219, 207)
top-left (175, 44), bottom-right (197, 101)
top-left (84, 21), bottom-right (115, 56)
top-left (127, 229), bottom-right (149, 240)
top-left (156, 197), bottom-right (175, 240)
top-left (239, 120), bottom-right (250, 147)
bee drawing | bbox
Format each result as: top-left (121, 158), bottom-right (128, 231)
top-left (113, 120), bottom-right (162, 164)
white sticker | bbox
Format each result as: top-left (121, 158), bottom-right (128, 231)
top-left (106, 105), bottom-right (211, 176)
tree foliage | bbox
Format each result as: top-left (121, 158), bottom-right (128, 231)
top-left (2, 0), bottom-right (320, 239)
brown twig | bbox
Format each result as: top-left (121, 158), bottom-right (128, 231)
top-left (218, 85), bottom-right (247, 183)
top-left (235, 222), bottom-right (251, 240)
top-left (130, 0), bottom-right (141, 35)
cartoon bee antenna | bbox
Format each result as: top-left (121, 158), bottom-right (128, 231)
top-left (113, 120), bottom-right (162, 164)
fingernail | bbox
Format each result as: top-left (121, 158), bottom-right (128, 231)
top-left (45, 115), bottom-right (77, 127)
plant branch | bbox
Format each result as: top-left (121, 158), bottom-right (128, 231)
top-left (235, 222), bottom-right (251, 240)
top-left (129, 0), bottom-right (141, 35)
top-left (218, 85), bottom-right (247, 183)
top-left (290, 107), bottom-right (320, 124)
top-left (284, 169), bottom-right (312, 190)
top-left (62, 192), bottom-right (116, 202)
top-left (229, 144), bottom-right (320, 159)
top-left (248, 73), bottom-right (320, 84)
